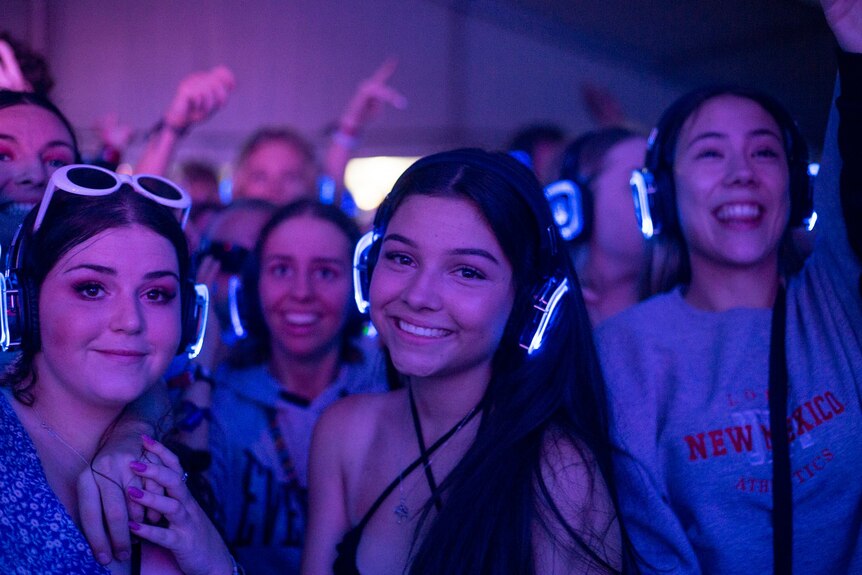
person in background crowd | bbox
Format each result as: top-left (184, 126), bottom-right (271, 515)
top-left (507, 123), bottom-right (566, 186)
top-left (179, 200), bottom-right (388, 575)
top-left (554, 127), bottom-right (647, 325)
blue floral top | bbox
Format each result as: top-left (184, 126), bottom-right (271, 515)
top-left (0, 391), bottom-right (109, 574)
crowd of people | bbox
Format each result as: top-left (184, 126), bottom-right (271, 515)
top-left (0, 0), bottom-right (859, 573)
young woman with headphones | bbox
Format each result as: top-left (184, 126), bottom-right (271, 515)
top-left (548, 127), bottom-right (648, 325)
top-left (0, 165), bottom-right (239, 574)
top-left (596, 1), bottom-right (862, 572)
top-left (178, 199), bottom-right (388, 575)
top-left (301, 149), bottom-right (625, 575)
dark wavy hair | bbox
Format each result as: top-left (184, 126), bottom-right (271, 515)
top-left (369, 149), bottom-right (627, 574)
top-left (1, 187), bottom-right (192, 405)
top-left (228, 199), bottom-right (364, 368)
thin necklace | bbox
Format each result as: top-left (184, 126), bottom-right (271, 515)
top-left (395, 387), bottom-right (482, 524)
top-left (31, 405), bottom-right (91, 468)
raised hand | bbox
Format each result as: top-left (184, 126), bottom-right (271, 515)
top-left (162, 65), bottom-right (236, 135)
top-left (822, 0), bottom-right (862, 53)
top-left (0, 40), bottom-right (32, 92)
top-left (337, 58), bottom-right (407, 137)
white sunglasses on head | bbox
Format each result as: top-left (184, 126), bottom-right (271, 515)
top-left (34, 164), bottom-right (191, 232)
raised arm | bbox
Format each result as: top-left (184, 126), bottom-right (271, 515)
top-left (323, 58), bottom-right (407, 206)
top-left (0, 40), bottom-right (32, 92)
top-left (136, 66), bottom-right (235, 176)
top-left (822, 0), bottom-right (862, 263)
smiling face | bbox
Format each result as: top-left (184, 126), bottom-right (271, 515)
top-left (370, 194), bottom-right (515, 386)
top-left (673, 94), bottom-right (790, 276)
top-left (35, 225), bottom-right (182, 410)
top-left (0, 104), bottom-right (76, 205)
top-left (258, 213), bottom-right (354, 362)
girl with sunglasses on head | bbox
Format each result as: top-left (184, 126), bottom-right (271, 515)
top-left (176, 199), bottom-right (388, 575)
top-left (0, 165), bottom-right (239, 574)
top-left (301, 149), bottom-right (626, 575)
top-left (595, 1), bottom-right (862, 572)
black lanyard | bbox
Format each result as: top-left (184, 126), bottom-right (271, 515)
top-left (768, 285), bottom-right (792, 574)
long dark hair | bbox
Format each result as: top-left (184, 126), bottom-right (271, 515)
top-left (371, 149), bottom-right (626, 574)
top-left (1, 187), bottom-right (192, 404)
top-left (228, 199), bottom-right (365, 368)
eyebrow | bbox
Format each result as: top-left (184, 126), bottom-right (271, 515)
top-left (63, 263), bottom-right (180, 281)
top-left (383, 233), bottom-right (501, 265)
top-left (685, 128), bottom-right (783, 149)
top-left (0, 133), bottom-right (74, 150)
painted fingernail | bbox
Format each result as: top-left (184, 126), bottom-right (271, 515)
top-left (127, 486), bottom-right (144, 499)
top-left (117, 551), bottom-right (130, 562)
top-left (129, 461), bottom-right (147, 472)
top-left (97, 552), bottom-right (111, 565)
top-left (141, 434), bottom-right (155, 445)
top-left (128, 521), bottom-right (141, 531)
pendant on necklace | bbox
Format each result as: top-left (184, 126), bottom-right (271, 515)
top-left (394, 500), bottom-right (410, 524)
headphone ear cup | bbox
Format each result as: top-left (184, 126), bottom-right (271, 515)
top-left (353, 231), bottom-right (380, 314)
top-left (16, 272), bottom-right (40, 352)
top-left (788, 160), bottom-right (814, 228)
top-left (227, 274), bottom-right (248, 340)
top-left (544, 180), bottom-right (591, 243)
top-left (519, 275), bottom-right (569, 355)
top-left (178, 278), bottom-right (197, 354)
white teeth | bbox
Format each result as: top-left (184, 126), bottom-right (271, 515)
top-left (716, 203), bottom-right (761, 221)
top-left (285, 313), bottom-right (317, 325)
top-left (398, 319), bottom-right (450, 338)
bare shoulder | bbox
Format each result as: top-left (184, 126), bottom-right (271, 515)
top-left (316, 391), bottom-right (398, 441)
top-left (533, 428), bottom-right (622, 574)
top-left (313, 390), bottom-right (404, 466)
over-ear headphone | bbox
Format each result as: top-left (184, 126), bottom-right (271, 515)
top-left (353, 148), bottom-right (570, 355)
top-left (544, 128), bottom-right (642, 243)
top-left (0, 207), bottom-right (208, 359)
top-left (630, 86), bottom-right (814, 239)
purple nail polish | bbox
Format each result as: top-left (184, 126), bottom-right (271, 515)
top-left (128, 521), bottom-right (141, 531)
top-left (129, 461), bottom-right (147, 472)
top-left (127, 486), bottom-right (144, 499)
